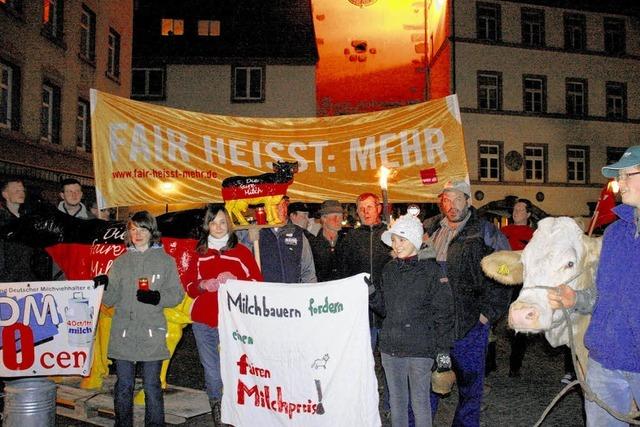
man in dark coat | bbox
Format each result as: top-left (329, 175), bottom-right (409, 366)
top-left (309, 200), bottom-right (347, 282)
top-left (425, 180), bottom-right (511, 426)
top-left (0, 178), bottom-right (37, 282)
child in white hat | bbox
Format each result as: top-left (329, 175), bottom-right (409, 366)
top-left (371, 214), bottom-right (455, 427)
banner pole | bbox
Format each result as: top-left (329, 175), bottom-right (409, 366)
top-left (253, 240), bottom-right (261, 269)
top-left (587, 203), bottom-right (600, 237)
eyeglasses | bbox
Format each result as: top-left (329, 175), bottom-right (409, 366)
top-left (616, 171), bottom-right (640, 182)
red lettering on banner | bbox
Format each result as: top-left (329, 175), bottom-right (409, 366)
top-left (2, 323), bottom-right (35, 370)
top-left (40, 351), bottom-right (87, 370)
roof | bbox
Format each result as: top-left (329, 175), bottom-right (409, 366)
top-left (133, 0), bottom-right (318, 65)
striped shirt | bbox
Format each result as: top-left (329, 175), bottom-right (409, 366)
top-left (431, 212), bottom-right (471, 262)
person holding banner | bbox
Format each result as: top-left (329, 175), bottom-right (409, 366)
top-left (371, 214), bottom-right (454, 427)
top-left (184, 204), bottom-right (263, 426)
top-left (102, 211), bottom-right (185, 427)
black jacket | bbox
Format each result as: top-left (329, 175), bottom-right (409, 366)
top-left (337, 222), bottom-right (391, 328)
top-left (309, 229), bottom-right (347, 282)
top-left (424, 208), bottom-right (512, 339)
top-left (371, 249), bottom-right (454, 358)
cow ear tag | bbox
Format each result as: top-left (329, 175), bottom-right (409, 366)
top-left (497, 264), bottom-right (510, 276)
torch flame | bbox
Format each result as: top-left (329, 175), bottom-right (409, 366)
top-left (378, 165), bottom-right (392, 190)
top-left (609, 179), bottom-right (619, 194)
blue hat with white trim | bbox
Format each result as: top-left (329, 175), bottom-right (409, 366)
top-left (602, 146), bottom-right (640, 178)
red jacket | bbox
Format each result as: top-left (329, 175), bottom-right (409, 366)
top-left (184, 243), bottom-right (263, 327)
top-left (500, 224), bottom-right (534, 251)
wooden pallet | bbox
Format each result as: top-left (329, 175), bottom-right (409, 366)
top-left (55, 376), bottom-right (211, 426)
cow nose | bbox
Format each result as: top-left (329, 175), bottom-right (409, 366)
top-left (524, 309), bottom-right (539, 321)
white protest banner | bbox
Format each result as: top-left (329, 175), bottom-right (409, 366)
top-left (219, 273), bottom-right (380, 426)
top-left (0, 280), bottom-right (103, 377)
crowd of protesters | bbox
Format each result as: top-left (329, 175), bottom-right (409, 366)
top-left (2, 144), bottom-right (639, 427)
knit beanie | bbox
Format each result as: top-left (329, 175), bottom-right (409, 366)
top-left (381, 214), bottom-right (424, 251)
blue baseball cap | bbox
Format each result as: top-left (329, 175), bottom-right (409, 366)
top-left (602, 146), bottom-right (640, 178)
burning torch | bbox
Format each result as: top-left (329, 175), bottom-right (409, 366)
top-left (378, 166), bottom-right (392, 225)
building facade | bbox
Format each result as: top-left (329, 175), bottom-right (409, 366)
top-left (131, 0), bottom-right (318, 118)
top-left (0, 0), bottom-right (132, 203)
top-left (427, 0), bottom-right (640, 216)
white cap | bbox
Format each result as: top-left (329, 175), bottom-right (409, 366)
top-left (382, 214), bottom-right (424, 251)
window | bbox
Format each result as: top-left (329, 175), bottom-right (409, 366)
top-left (79, 5), bottom-right (96, 62)
top-left (42, 0), bottom-right (64, 41)
top-left (476, 2), bottom-right (501, 41)
top-left (478, 142), bottom-right (502, 182)
top-left (566, 78), bottom-right (588, 116)
top-left (161, 18), bottom-right (184, 36)
top-left (107, 28), bottom-right (121, 79)
top-left (521, 8), bottom-right (544, 47)
top-left (477, 71), bottom-right (501, 110)
top-left (567, 146), bottom-right (588, 183)
top-left (606, 81), bottom-right (627, 119)
top-left (523, 75), bottom-right (546, 113)
top-left (132, 68), bottom-right (165, 98)
top-left (232, 65), bottom-right (264, 102)
top-left (1, 61), bottom-right (20, 130)
top-left (1, 0), bottom-right (23, 14)
top-left (198, 20), bottom-right (220, 36)
top-left (76, 99), bottom-right (91, 152)
top-left (564, 13), bottom-right (586, 51)
top-left (606, 146), bottom-right (627, 165)
top-left (41, 82), bottom-right (61, 144)
top-left (604, 17), bottom-right (625, 55)
top-left (524, 145), bottom-right (546, 183)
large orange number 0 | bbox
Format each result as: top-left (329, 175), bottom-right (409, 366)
top-left (2, 324), bottom-right (35, 370)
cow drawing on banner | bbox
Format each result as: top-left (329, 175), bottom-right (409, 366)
top-left (222, 161), bottom-right (298, 226)
top-left (481, 217), bottom-right (602, 376)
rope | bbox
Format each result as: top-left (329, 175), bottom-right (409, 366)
top-left (530, 296), bottom-right (640, 426)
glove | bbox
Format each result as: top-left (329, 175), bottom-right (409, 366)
top-left (435, 353), bottom-right (452, 373)
top-left (364, 275), bottom-right (375, 295)
top-left (93, 275), bottom-right (109, 290)
top-left (137, 289), bottom-right (161, 305)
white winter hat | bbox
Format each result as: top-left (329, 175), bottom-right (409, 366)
top-left (381, 214), bottom-right (424, 251)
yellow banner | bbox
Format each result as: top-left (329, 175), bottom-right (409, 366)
top-left (91, 90), bottom-right (468, 208)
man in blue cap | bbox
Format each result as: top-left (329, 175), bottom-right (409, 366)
top-left (548, 145), bottom-right (640, 426)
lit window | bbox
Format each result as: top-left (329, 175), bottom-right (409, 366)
top-left (79, 5), bottom-right (96, 62)
top-left (567, 146), bottom-right (588, 183)
top-left (107, 28), bottom-right (121, 78)
top-left (479, 142), bottom-right (502, 182)
top-left (232, 66), bottom-right (264, 102)
top-left (161, 18), bottom-right (184, 36)
top-left (43, 0), bottom-right (63, 40)
top-left (524, 145), bottom-right (546, 183)
top-left (132, 68), bottom-right (165, 98)
top-left (76, 99), bottom-right (91, 152)
top-left (198, 20), bottom-right (220, 36)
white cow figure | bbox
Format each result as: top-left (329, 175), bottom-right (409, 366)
top-left (481, 217), bottom-right (602, 374)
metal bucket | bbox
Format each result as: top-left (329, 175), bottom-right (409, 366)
top-left (2, 378), bottom-right (56, 427)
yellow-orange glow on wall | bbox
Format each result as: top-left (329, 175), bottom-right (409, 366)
top-left (161, 18), bottom-right (184, 36)
top-left (313, 0), bottom-right (427, 116)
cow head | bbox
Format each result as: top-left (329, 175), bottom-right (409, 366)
top-left (481, 217), bottom-right (601, 347)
